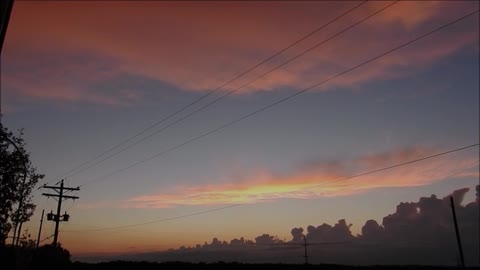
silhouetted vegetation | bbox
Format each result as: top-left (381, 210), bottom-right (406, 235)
top-left (63, 261), bottom-right (480, 270)
top-left (0, 245), bottom-right (15, 268)
top-left (0, 123), bottom-right (44, 246)
top-left (0, 243), bottom-right (72, 269)
top-left (31, 244), bottom-right (72, 267)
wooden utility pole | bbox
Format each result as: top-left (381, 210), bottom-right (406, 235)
top-left (449, 196), bottom-right (465, 268)
top-left (41, 180), bottom-right (79, 246)
top-left (35, 209), bottom-right (44, 248)
top-left (303, 235), bottom-right (308, 265)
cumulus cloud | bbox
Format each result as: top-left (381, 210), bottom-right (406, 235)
top-left (290, 227), bottom-right (304, 243)
top-left (85, 186), bottom-right (479, 266)
top-left (361, 219), bottom-right (384, 241)
top-left (359, 187), bottom-right (479, 265)
top-left (305, 219), bottom-right (354, 243)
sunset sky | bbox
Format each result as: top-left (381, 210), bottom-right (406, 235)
top-left (1, 1), bottom-right (479, 257)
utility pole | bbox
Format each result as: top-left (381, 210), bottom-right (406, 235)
top-left (303, 235), bottom-right (308, 265)
top-left (35, 209), bottom-right (44, 248)
top-left (41, 180), bottom-right (79, 246)
top-left (449, 196), bottom-right (465, 268)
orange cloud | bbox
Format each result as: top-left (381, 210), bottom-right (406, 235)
top-left (366, 1), bottom-right (442, 29)
top-left (122, 146), bottom-right (479, 208)
top-left (3, 1), bottom-right (478, 105)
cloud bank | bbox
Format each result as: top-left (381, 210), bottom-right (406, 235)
top-left (78, 186), bottom-right (480, 266)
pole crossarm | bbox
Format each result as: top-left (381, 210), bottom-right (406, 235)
top-left (40, 179), bottom-right (80, 245)
top-left (41, 193), bottom-right (79, 200)
top-left (43, 185), bottom-right (80, 191)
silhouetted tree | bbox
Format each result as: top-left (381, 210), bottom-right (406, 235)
top-left (0, 123), bottom-right (44, 246)
top-left (15, 229), bottom-right (37, 268)
top-left (31, 243), bottom-right (71, 267)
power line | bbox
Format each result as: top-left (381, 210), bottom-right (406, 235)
top-left (64, 143), bottom-right (479, 232)
top-left (64, 205), bottom-right (240, 232)
top-left (54, 1), bottom-right (368, 182)
top-left (39, 233), bottom-right (56, 244)
top-left (80, 8), bottom-right (479, 187)
top-left (301, 144), bottom-right (480, 191)
top-left (66, 1), bottom-right (398, 181)
top-left (62, 1), bottom-right (373, 180)
top-left (267, 241), bottom-right (353, 247)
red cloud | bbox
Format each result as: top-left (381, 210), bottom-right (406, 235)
top-left (3, 1), bottom-right (478, 105)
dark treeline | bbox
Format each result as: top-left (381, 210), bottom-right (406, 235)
top-left (61, 261), bottom-right (480, 270)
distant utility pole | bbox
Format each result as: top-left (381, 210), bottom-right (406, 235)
top-left (303, 235), bottom-right (308, 265)
top-left (41, 180), bottom-right (79, 246)
top-left (449, 196), bottom-right (465, 268)
top-left (35, 209), bottom-right (44, 248)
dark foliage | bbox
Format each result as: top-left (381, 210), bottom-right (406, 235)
top-left (0, 123), bottom-right (44, 246)
top-left (30, 244), bottom-right (72, 267)
top-left (66, 261), bottom-right (480, 270)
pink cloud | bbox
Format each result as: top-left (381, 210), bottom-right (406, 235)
top-left (357, 146), bottom-right (437, 169)
top-left (2, 47), bottom-right (139, 106)
top-left (366, 1), bottom-right (442, 29)
top-left (2, 1), bottom-right (478, 105)
top-left (120, 146), bottom-right (479, 209)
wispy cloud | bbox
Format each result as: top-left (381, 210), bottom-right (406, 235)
top-left (1, 48), bottom-right (141, 106)
top-left (3, 1), bottom-right (478, 105)
top-left (122, 146), bottom-right (479, 208)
